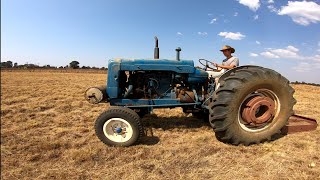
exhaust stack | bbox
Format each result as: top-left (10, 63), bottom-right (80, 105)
top-left (176, 47), bottom-right (181, 61)
top-left (154, 36), bottom-right (159, 59)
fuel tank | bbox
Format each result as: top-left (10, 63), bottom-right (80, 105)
top-left (188, 68), bottom-right (208, 83)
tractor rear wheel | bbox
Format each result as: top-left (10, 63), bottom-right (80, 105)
top-left (208, 66), bottom-right (296, 145)
top-left (95, 106), bottom-right (144, 147)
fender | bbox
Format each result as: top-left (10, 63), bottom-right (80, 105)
top-left (218, 65), bottom-right (285, 82)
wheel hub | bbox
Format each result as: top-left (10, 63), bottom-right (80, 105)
top-left (112, 126), bottom-right (127, 135)
top-left (103, 118), bottom-right (133, 143)
top-left (115, 127), bottom-right (122, 133)
top-left (241, 96), bottom-right (275, 125)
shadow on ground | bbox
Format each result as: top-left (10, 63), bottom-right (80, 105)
top-left (138, 115), bottom-right (212, 145)
top-left (141, 114), bottom-right (210, 130)
top-left (139, 114), bottom-right (291, 146)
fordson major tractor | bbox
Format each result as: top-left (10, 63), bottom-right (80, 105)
top-left (85, 37), bottom-right (317, 147)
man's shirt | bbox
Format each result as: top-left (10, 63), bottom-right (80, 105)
top-left (222, 56), bottom-right (239, 67)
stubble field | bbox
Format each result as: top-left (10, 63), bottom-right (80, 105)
top-left (1, 70), bottom-right (319, 179)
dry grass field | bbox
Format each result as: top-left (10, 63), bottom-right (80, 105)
top-left (1, 71), bottom-right (319, 179)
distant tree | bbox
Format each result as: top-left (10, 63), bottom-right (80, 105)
top-left (59, 66), bottom-right (63, 69)
top-left (0, 61), bottom-right (13, 68)
top-left (7, 61), bottom-right (13, 67)
top-left (14, 62), bottom-right (18, 68)
top-left (81, 66), bottom-right (91, 69)
top-left (25, 64), bottom-right (38, 68)
top-left (69, 61), bottom-right (80, 69)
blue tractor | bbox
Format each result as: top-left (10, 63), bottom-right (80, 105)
top-left (85, 37), bottom-right (296, 146)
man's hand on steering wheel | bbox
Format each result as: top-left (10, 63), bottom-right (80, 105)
top-left (199, 59), bottom-right (217, 70)
top-left (212, 62), bottom-right (219, 68)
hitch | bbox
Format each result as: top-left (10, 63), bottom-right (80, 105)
top-left (281, 114), bottom-right (318, 134)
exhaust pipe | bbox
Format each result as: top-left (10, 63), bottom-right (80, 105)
top-left (154, 36), bottom-right (159, 59)
top-left (176, 47), bottom-right (181, 61)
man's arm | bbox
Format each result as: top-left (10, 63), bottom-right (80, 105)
top-left (212, 58), bottom-right (239, 69)
top-left (216, 64), bottom-right (236, 69)
top-left (212, 63), bottom-right (236, 70)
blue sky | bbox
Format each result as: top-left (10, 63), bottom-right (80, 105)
top-left (2, 0), bottom-right (320, 83)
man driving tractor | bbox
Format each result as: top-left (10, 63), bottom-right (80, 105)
top-left (213, 45), bottom-right (239, 70)
top-left (206, 45), bottom-right (239, 85)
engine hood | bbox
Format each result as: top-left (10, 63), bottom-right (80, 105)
top-left (110, 58), bottom-right (195, 74)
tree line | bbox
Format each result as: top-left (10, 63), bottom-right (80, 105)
top-left (291, 81), bottom-right (320, 87)
top-left (0, 60), bottom-right (107, 70)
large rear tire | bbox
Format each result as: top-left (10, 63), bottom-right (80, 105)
top-left (95, 107), bottom-right (144, 147)
top-left (209, 66), bottom-right (296, 145)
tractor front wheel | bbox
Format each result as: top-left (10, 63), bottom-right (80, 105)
top-left (95, 107), bottom-right (144, 147)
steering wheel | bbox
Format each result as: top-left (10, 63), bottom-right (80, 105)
top-left (199, 59), bottom-right (217, 70)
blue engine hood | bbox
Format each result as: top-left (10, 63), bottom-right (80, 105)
top-left (112, 58), bottom-right (195, 74)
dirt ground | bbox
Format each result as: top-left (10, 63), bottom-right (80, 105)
top-left (1, 71), bottom-right (319, 179)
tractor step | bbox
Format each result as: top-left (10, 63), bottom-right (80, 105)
top-left (281, 114), bottom-right (318, 134)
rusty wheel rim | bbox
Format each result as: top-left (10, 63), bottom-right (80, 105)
top-left (238, 89), bottom-right (280, 132)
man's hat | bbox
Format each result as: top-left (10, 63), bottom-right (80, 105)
top-left (220, 45), bottom-right (235, 53)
